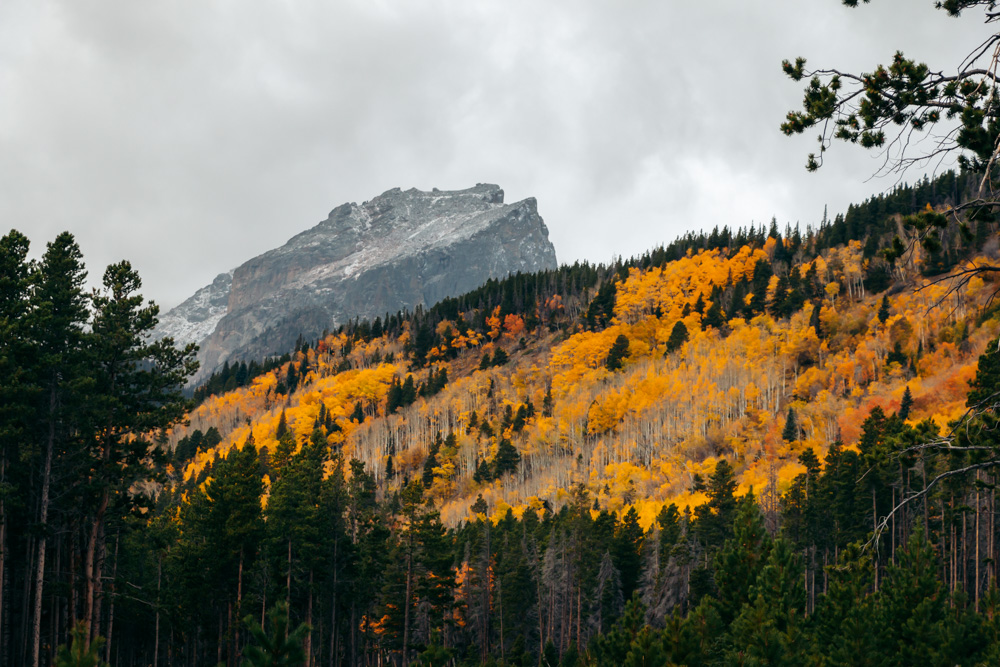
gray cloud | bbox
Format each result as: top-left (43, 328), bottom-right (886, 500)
top-left (0, 0), bottom-right (987, 309)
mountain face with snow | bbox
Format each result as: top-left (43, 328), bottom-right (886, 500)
top-left (156, 184), bottom-right (557, 384)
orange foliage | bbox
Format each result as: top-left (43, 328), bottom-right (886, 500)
top-left (170, 246), bottom-right (1000, 529)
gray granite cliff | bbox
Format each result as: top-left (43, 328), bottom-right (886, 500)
top-left (154, 184), bottom-right (557, 384)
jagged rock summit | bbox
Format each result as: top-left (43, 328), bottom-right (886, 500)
top-left (156, 184), bottom-right (557, 384)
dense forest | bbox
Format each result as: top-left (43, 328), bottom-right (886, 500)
top-left (7, 169), bottom-right (1000, 666)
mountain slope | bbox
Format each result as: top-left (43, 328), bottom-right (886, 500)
top-left (171, 236), bottom-right (1000, 527)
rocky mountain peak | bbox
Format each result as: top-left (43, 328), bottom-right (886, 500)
top-left (155, 184), bottom-right (557, 385)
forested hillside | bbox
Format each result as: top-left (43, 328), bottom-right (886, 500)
top-left (8, 169), bottom-right (1000, 665)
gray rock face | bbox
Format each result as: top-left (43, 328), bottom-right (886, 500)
top-left (154, 271), bottom-right (233, 349)
top-left (156, 184), bottom-right (557, 384)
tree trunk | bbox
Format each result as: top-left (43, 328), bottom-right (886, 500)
top-left (21, 534), bottom-right (35, 666)
top-left (963, 504), bottom-right (969, 594)
top-left (234, 550), bottom-right (243, 664)
top-left (83, 488), bottom-right (109, 641)
top-left (104, 531), bottom-right (119, 665)
top-left (498, 578), bottom-right (504, 662)
top-left (286, 538), bottom-right (292, 635)
top-left (154, 556), bottom-right (161, 667)
top-left (0, 452), bottom-right (6, 654)
top-left (891, 487), bottom-right (896, 565)
top-left (952, 495), bottom-right (958, 593)
top-left (329, 537), bottom-right (338, 667)
top-left (70, 532), bottom-right (79, 630)
top-left (991, 480), bottom-right (996, 585)
top-left (536, 557), bottom-right (544, 663)
top-left (403, 545), bottom-right (413, 667)
top-left (305, 570), bottom-right (313, 667)
top-left (576, 585), bottom-right (581, 652)
top-left (31, 402), bottom-right (55, 667)
top-left (871, 487), bottom-right (878, 592)
top-left (91, 520), bottom-right (107, 643)
top-left (976, 473), bottom-right (981, 612)
top-left (349, 604), bottom-right (356, 667)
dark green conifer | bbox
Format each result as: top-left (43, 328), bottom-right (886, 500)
top-left (900, 385), bottom-right (914, 419)
top-left (242, 601), bottom-right (311, 667)
top-left (606, 334), bottom-right (630, 371)
top-left (770, 273), bottom-right (791, 317)
top-left (702, 298), bottom-right (725, 329)
top-left (614, 507), bottom-right (645, 601)
top-left (493, 438), bottom-right (520, 477)
top-left (728, 537), bottom-right (806, 664)
top-left (695, 459), bottom-right (738, 550)
top-left (422, 449), bottom-right (438, 488)
top-left (878, 294), bottom-right (891, 324)
top-left (275, 410), bottom-right (289, 439)
top-left (713, 493), bottom-right (772, 626)
top-left (386, 377), bottom-right (403, 414)
top-left (782, 407), bottom-right (798, 442)
top-left (665, 321), bottom-right (688, 353)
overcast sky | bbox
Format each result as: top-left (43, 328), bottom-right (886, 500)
top-left (0, 0), bottom-right (988, 310)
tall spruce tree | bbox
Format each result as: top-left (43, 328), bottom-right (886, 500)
top-left (782, 407), bottom-right (798, 442)
top-left (83, 261), bottom-right (196, 641)
top-left (29, 233), bottom-right (90, 667)
top-left (0, 230), bottom-right (33, 658)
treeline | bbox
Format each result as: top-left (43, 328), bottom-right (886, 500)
top-left (192, 356), bottom-right (288, 403)
top-left (0, 230), bottom-right (196, 667)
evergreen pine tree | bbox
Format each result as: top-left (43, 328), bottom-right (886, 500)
top-left (606, 334), bottom-right (630, 371)
top-left (241, 601), bottom-right (311, 667)
top-left (53, 622), bottom-right (108, 667)
top-left (590, 551), bottom-right (626, 636)
top-left (614, 507), bottom-right (645, 602)
top-left (665, 321), bottom-right (688, 354)
top-left (782, 407), bottom-right (798, 442)
top-left (493, 439), bottom-right (521, 478)
top-left (967, 336), bottom-right (1000, 406)
top-left (878, 294), bottom-right (891, 324)
top-left (899, 385), bottom-right (914, 419)
top-left (702, 297), bottom-right (725, 329)
top-left (727, 538), bottom-right (806, 665)
top-left (695, 459), bottom-right (738, 550)
top-left (386, 378), bottom-right (403, 414)
top-left (770, 273), bottom-right (791, 317)
top-left (713, 494), bottom-right (772, 626)
top-left (422, 448), bottom-right (438, 489)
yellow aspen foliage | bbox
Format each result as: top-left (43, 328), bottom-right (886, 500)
top-left (165, 245), bottom-right (1000, 530)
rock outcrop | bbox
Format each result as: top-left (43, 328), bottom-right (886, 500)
top-left (155, 184), bottom-right (557, 384)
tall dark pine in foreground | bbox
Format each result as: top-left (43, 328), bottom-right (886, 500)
top-left (0, 231), bottom-right (33, 667)
top-left (83, 262), bottom-right (197, 644)
top-left (29, 233), bottom-right (89, 667)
